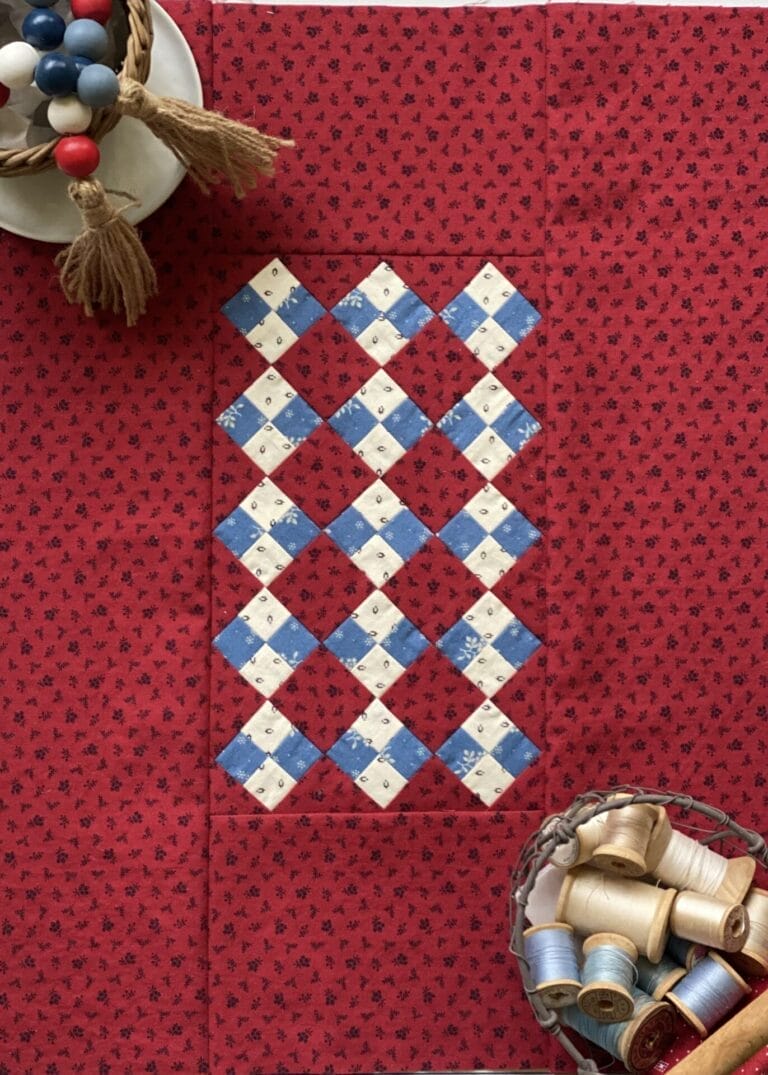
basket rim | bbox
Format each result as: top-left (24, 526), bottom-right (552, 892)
top-left (508, 785), bottom-right (768, 1075)
top-left (0, 0), bottom-right (153, 177)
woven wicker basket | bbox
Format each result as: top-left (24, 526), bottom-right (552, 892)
top-left (0, 0), bottom-right (152, 177)
top-left (509, 787), bottom-right (768, 1074)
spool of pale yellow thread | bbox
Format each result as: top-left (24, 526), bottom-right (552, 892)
top-left (651, 828), bottom-right (755, 904)
top-left (578, 932), bottom-right (638, 1023)
top-left (557, 866), bottom-right (676, 963)
top-left (730, 887), bottom-right (768, 977)
top-left (670, 890), bottom-right (749, 953)
top-left (591, 803), bottom-right (659, 878)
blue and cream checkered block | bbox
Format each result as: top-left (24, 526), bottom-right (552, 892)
top-left (330, 262), bottom-right (434, 365)
top-left (327, 700), bottom-right (430, 808)
top-left (221, 258), bottom-right (326, 362)
top-left (216, 702), bottom-right (322, 809)
top-left (326, 479), bottom-right (431, 587)
top-left (216, 368), bottom-right (321, 472)
top-left (440, 262), bottom-right (541, 370)
top-left (324, 590), bottom-right (429, 697)
top-left (437, 593), bottom-right (541, 696)
top-left (329, 369), bottom-right (432, 475)
top-left (439, 485), bottom-right (541, 588)
top-left (437, 372), bottom-right (540, 480)
top-left (437, 701), bottom-right (540, 806)
top-left (215, 477), bottom-right (320, 585)
top-left (213, 589), bottom-right (318, 695)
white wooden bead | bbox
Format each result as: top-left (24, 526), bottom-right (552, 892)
top-left (0, 42), bottom-right (39, 90)
top-left (47, 94), bottom-right (93, 135)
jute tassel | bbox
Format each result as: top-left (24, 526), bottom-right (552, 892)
top-left (56, 178), bottom-right (157, 327)
top-left (116, 78), bottom-right (295, 197)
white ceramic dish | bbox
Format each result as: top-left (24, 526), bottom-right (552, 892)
top-left (0, 0), bottom-right (203, 244)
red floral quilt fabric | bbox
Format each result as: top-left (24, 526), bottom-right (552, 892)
top-left (1, 4), bottom-right (767, 1074)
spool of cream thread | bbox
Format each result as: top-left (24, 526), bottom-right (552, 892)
top-left (666, 934), bottom-right (707, 971)
top-left (730, 887), bottom-right (768, 977)
top-left (651, 828), bottom-right (756, 904)
top-left (523, 922), bottom-right (582, 1009)
top-left (578, 932), bottom-right (638, 1022)
top-left (670, 890), bottom-right (749, 953)
top-left (668, 953), bottom-right (751, 1038)
top-left (557, 866), bottom-right (676, 963)
top-left (561, 987), bottom-right (676, 1072)
top-left (636, 954), bottom-right (687, 1000)
top-left (591, 803), bottom-right (659, 878)
top-left (546, 809), bottom-right (610, 869)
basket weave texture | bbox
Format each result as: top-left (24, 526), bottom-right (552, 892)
top-left (0, 0), bottom-right (152, 177)
top-left (509, 786), bottom-right (768, 1074)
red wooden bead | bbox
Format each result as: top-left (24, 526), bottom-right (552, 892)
top-left (0, 82), bottom-right (10, 108)
top-left (70, 0), bottom-right (112, 25)
top-left (54, 135), bottom-right (100, 178)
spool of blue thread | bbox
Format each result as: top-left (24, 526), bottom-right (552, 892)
top-left (578, 932), bottom-right (638, 1023)
top-left (523, 923), bottom-right (581, 1009)
top-left (561, 987), bottom-right (676, 1071)
top-left (668, 953), bottom-right (751, 1037)
top-left (35, 52), bottom-right (79, 97)
top-left (76, 63), bottom-right (119, 108)
top-left (21, 9), bottom-right (65, 50)
top-left (636, 954), bottom-right (687, 1000)
top-left (63, 18), bottom-right (109, 61)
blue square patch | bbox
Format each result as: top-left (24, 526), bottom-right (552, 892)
top-left (492, 728), bottom-right (540, 777)
top-left (439, 510), bottom-right (488, 558)
top-left (216, 732), bottom-right (268, 783)
top-left (217, 396), bottom-right (267, 448)
top-left (331, 290), bottom-right (381, 338)
top-left (382, 726), bottom-right (429, 780)
top-left (326, 507), bottom-right (377, 557)
top-left (215, 506), bottom-right (264, 558)
top-left (440, 291), bottom-right (486, 342)
top-left (436, 727), bottom-right (486, 779)
top-left (492, 620), bottom-right (541, 669)
top-left (380, 618), bottom-right (429, 667)
top-left (270, 510), bottom-right (320, 557)
top-left (386, 290), bottom-right (434, 339)
top-left (491, 512), bottom-right (541, 560)
top-left (222, 286), bottom-right (272, 335)
top-left (271, 396), bottom-right (322, 444)
top-left (325, 618), bottom-right (376, 666)
top-left (438, 399), bottom-right (486, 452)
top-left (329, 398), bottom-right (379, 448)
top-left (493, 290), bottom-right (541, 342)
top-left (382, 398), bottom-right (431, 450)
top-left (213, 616), bottom-right (263, 669)
top-left (271, 728), bottom-right (322, 781)
top-left (328, 729), bottom-right (379, 780)
top-left (275, 287), bottom-right (325, 336)
top-left (381, 509), bottom-right (430, 562)
top-left (437, 619), bottom-right (484, 671)
top-left (269, 617), bottom-right (318, 668)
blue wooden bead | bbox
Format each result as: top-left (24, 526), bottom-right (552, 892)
top-left (76, 63), bottom-right (119, 108)
top-left (63, 18), bottom-right (109, 61)
top-left (35, 52), bottom-right (79, 97)
top-left (72, 55), bottom-right (94, 77)
top-left (21, 9), bottom-right (65, 50)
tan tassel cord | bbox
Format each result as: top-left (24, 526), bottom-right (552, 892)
top-left (116, 78), bottom-right (294, 197)
top-left (55, 178), bottom-right (158, 327)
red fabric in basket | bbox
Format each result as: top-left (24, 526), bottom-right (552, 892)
top-left (0, 4), bottom-right (767, 1075)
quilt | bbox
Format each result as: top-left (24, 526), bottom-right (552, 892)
top-left (1, 4), bottom-right (767, 1074)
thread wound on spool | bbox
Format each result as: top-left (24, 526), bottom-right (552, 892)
top-left (652, 829), bottom-right (756, 904)
top-left (670, 890), bottom-right (748, 953)
top-left (666, 934), bottom-right (707, 971)
top-left (592, 803), bottom-right (658, 878)
top-left (731, 887), bottom-right (768, 978)
top-left (523, 923), bottom-right (581, 1009)
top-left (636, 954), bottom-right (687, 1000)
top-left (561, 987), bottom-right (675, 1071)
top-left (668, 953), bottom-right (751, 1038)
top-left (557, 866), bottom-right (675, 963)
top-left (578, 933), bottom-right (638, 1023)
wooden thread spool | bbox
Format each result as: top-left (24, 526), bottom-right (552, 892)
top-left (668, 953), bottom-right (750, 1038)
top-left (730, 887), bottom-right (768, 977)
top-left (547, 809), bottom-right (610, 869)
top-left (557, 866), bottom-right (676, 963)
top-left (651, 828), bottom-right (756, 904)
top-left (591, 803), bottom-right (658, 878)
top-left (644, 806), bottom-right (673, 873)
top-left (666, 934), bottom-right (707, 971)
top-left (578, 932), bottom-right (638, 1023)
top-left (561, 988), bottom-right (676, 1072)
top-left (636, 954), bottom-right (687, 1000)
top-left (523, 922), bottom-right (581, 1009)
top-left (670, 890), bottom-right (749, 953)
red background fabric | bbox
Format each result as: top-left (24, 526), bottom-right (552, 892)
top-left (1, 4), bottom-right (767, 1074)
